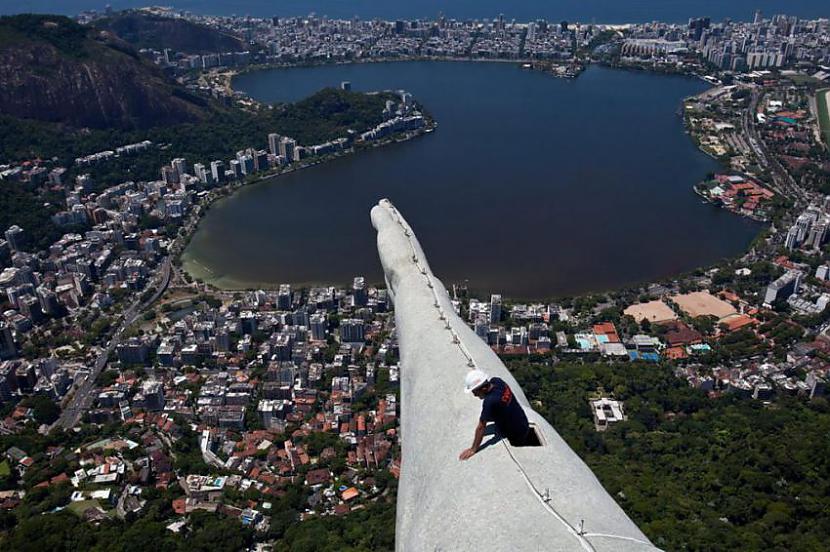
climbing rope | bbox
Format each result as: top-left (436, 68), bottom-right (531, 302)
top-left (383, 200), bottom-right (476, 369)
top-left (381, 200), bottom-right (662, 552)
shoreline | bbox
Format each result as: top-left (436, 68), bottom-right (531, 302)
top-left (179, 119), bottom-right (435, 289)
top-left (226, 56), bottom-right (711, 90)
top-left (219, 56), bottom-right (590, 96)
top-left (181, 61), bottom-right (769, 299)
top-left (230, 59), bottom-right (739, 217)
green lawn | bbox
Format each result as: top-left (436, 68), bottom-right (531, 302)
top-left (66, 499), bottom-right (106, 517)
top-left (818, 88), bottom-right (830, 146)
top-left (0, 460), bottom-right (10, 477)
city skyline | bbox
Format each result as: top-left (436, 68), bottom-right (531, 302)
top-left (0, 5), bottom-right (829, 551)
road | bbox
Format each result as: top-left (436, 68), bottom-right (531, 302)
top-left (53, 182), bottom-right (223, 430)
top-left (742, 88), bottom-right (810, 205)
top-left (53, 258), bottom-right (172, 430)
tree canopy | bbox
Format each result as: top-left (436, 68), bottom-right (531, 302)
top-left (508, 359), bottom-right (830, 552)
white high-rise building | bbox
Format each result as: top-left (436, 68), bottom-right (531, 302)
top-left (353, 276), bottom-right (367, 306)
top-left (340, 319), bottom-right (365, 343)
top-left (268, 133), bottom-right (281, 156)
top-left (172, 157), bottom-right (187, 178)
top-left (310, 313), bottom-right (327, 341)
top-left (210, 160), bottom-right (226, 183)
top-left (279, 137), bottom-right (296, 162)
top-left (193, 163), bottom-right (211, 184)
top-left (229, 159), bottom-right (242, 179)
top-left (785, 226), bottom-right (800, 250)
top-left (490, 294), bottom-right (502, 323)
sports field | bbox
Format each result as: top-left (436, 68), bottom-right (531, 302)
top-left (623, 300), bottom-right (678, 324)
top-left (818, 88), bottom-right (830, 146)
top-left (672, 291), bottom-right (737, 320)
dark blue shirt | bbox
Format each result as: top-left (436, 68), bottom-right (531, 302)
top-left (480, 377), bottom-right (529, 444)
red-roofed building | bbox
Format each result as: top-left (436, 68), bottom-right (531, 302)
top-left (719, 290), bottom-right (741, 304)
top-left (774, 256), bottom-right (797, 270)
top-left (664, 347), bottom-right (688, 360)
top-left (720, 314), bottom-right (758, 333)
top-left (172, 498), bottom-right (187, 515)
top-left (664, 321), bottom-right (703, 347)
top-left (592, 322), bottom-right (621, 343)
top-left (258, 473), bottom-right (277, 485)
top-left (305, 468), bottom-right (331, 487)
top-left (51, 473), bottom-right (69, 485)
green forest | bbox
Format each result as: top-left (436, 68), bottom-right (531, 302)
top-left (0, 88), bottom-right (392, 169)
top-left (0, 14), bottom-right (89, 55)
top-left (0, 501), bottom-right (395, 552)
top-left (71, 88), bottom-right (394, 189)
top-left (3, 360), bottom-right (828, 550)
top-left (508, 359), bottom-right (830, 552)
top-left (0, 186), bottom-right (65, 252)
top-left (0, 420), bottom-right (396, 552)
top-left (0, 88), bottom-right (394, 251)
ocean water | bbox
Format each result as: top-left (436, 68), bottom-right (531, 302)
top-left (5, 0), bottom-right (828, 23)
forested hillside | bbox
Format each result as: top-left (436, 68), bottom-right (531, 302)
top-left (509, 359), bottom-right (830, 551)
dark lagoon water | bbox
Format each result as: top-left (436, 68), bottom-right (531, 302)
top-left (181, 62), bottom-right (762, 299)
top-left (7, 0), bottom-right (827, 24)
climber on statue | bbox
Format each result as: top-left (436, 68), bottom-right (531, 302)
top-left (459, 369), bottom-right (531, 460)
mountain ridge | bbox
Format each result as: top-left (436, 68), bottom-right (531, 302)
top-left (93, 11), bottom-right (246, 54)
top-left (0, 14), bottom-right (212, 130)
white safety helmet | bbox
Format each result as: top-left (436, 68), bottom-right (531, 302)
top-left (464, 369), bottom-right (489, 393)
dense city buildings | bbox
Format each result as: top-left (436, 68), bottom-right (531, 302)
top-left (71, 7), bottom-right (830, 90)
top-left (0, 79), bottom-right (427, 536)
top-left (1, 6), bottom-right (830, 551)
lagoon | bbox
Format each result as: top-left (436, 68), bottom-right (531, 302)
top-left (182, 62), bottom-right (761, 299)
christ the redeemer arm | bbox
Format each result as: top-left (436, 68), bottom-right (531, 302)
top-left (371, 199), bottom-right (661, 552)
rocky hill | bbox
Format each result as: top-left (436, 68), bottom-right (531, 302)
top-left (0, 14), bottom-right (211, 130)
top-left (94, 11), bottom-right (246, 54)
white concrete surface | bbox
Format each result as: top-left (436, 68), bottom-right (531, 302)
top-left (372, 199), bottom-right (660, 552)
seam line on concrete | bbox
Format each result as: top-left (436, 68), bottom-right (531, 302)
top-left (383, 200), bottom-right (477, 370)
top-left (501, 440), bottom-right (597, 552)
top-left (378, 200), bottom-right (659, 551)
top-left (386, 198), bottom-right (596, 551)
top-left (582, 533), bottom-right (662, 549)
